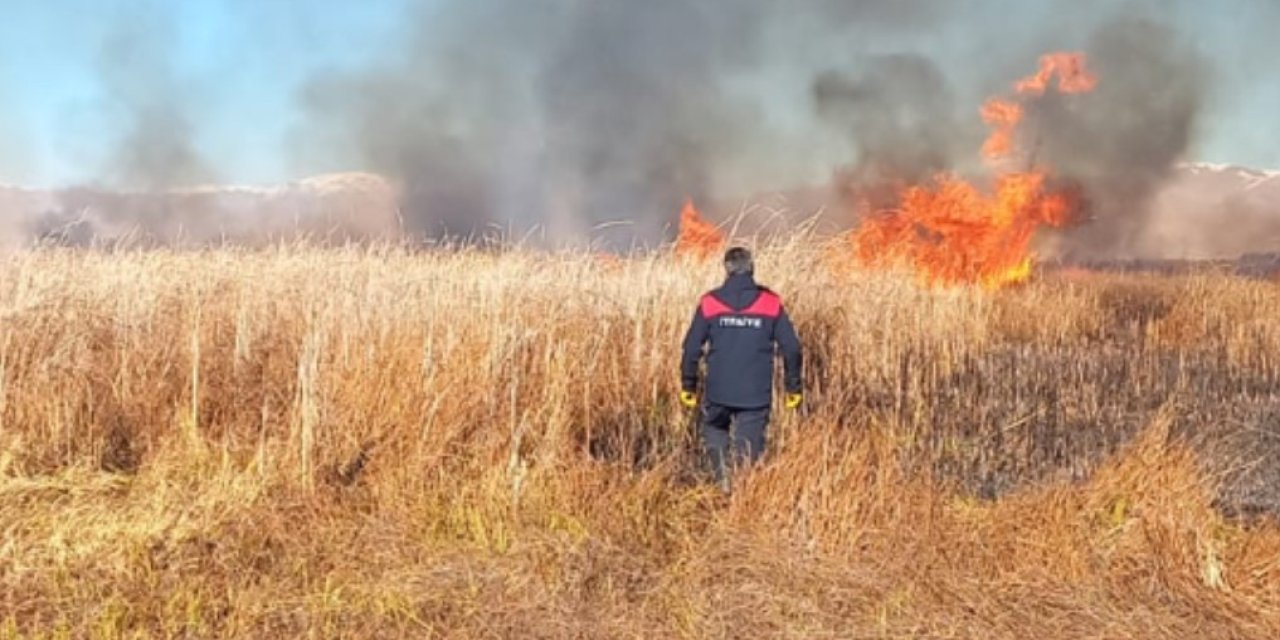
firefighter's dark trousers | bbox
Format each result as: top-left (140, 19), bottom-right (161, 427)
top-left (700, 402), bottom-right (770, 486)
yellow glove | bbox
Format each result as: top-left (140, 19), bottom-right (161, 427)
top-left (784, 393), bottom-right (803, 410)
top-left (679, 390), bottom-right (698, 409)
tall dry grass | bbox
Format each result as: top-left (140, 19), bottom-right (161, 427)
top-left (1, 239), bottom-right (1280, 638)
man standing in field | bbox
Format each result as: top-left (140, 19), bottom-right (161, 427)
top-left (680, 247), bottom-right (803, 489)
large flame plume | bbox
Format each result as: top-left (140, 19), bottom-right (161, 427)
top-left (852, 52), bottom-right (1097, 289)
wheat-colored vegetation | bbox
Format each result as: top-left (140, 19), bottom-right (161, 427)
top-left (2, 239), bottom-right (1280, 638)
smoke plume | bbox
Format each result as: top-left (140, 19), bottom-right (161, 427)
top-left (813, 54), bottom-right (979, 220)
top-left (30, 10), bottom-right (220, 246)
top-left (95, 15), bottom-right (216, 191)
top-left (4, 1), bottom-right (1261, 260)
top-left (297, 0), bottom-right (949, 246)
top-left (811, 11), bottom-right (1209, 261)
top-left (1031, 16), bottom-right (1206, 259)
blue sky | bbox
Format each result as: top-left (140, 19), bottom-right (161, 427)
top-left (0, 0), bottom-right (1276, 187)
top-left (0, 0), bottom-right (413, 186)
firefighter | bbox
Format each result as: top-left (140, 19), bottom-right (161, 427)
top-left (680, 246), bottom-right (803, 490)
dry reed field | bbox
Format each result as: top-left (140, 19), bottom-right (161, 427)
top-left (2, 239), bottom-right (1280, 638)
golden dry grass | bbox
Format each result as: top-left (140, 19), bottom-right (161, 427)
top-left (1, 240), bottom-right (1280, 638)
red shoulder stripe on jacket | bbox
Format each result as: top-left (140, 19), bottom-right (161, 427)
top-left (700, 294), bottom-right (733, 318)
top-left (742, 291), bottom-right (782, 318)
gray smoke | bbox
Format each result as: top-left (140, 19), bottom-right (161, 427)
top-left (813, 54), bottom-right (979, 219)
top-left (95, 16), bottom-right (216, 191)
top-left (32, 9), bottom-right (221, 246)
top-left (536, 1), bottom-right (748, 244)
top-left (1031, 16), bottom-right (1206, 259)
top-left (4, 0), bottom-right (1252, 259)
top-left (811, 11), bottom-right (1209, 261)
top-left (297, 0), bottom-right (950, 246)
top-left (21, 5), bottom-right (408, 249)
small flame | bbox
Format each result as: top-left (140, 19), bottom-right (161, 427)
top-left (980, 100), bottom-right (1023, 159)
top-left (851, 51), bottom-right (1096, 290)
top-left (675, 199), bottom-right (724, 259)
top-left (986, 258), bottom-right (1032, 289)
top-left (1015, 52), bottom-right (1098, 95)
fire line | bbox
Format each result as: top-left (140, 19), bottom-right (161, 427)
top-left (851, 52), bottom-right (1097, 290)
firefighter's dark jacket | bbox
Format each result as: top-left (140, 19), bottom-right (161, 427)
top-left (681, 273), bottom-right (803, 409)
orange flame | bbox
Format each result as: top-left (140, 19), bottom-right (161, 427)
top-left (980, 100), bottom-right (1023, 159)
top-left (852, 52), bottom-right (1096, 289)
top-left (675, 199), bottom-right (725, 259)
top-left (1014, 52), bottom-right (1098, 95)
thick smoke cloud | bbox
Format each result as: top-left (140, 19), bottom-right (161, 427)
top-left (1032, 17), bottom-right (1206, 259)
top-left (812, 12), bottom-right (1209, 261)
top-left (813, 54), bottom-right (979, 219)
top-left (5, 0), bottom-right (1257, 260)
top-left (537, 2), bottom-right (749, 244)
top-left (298, 0), bottom-right (949, 246)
